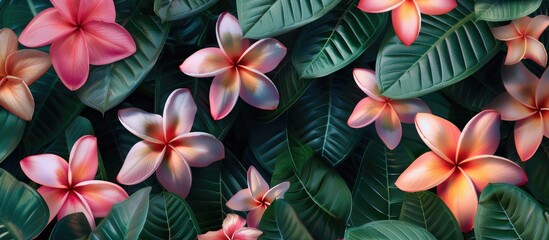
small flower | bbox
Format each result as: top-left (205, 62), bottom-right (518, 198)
top-left (117, 88), bottom-right (225, 198)
top-left (347, 68), bottom-right (430, 149)
top-left (198, 214), bottom-right (262, 240)
top-left (395, 110), bottom-right (527, 232)
top-left (20, 135), bottom-right (128, 228)
top-left (357, 0), bottom-right (457, 46)
top-left (486, 62), bottom-right (549, 161)
top-left (180, 12), bottom-right (287, 120)
top-left (0, 28), bottom-right (50, 120)
top-left (226, 166), bottom-right (290, 228)
top-left (491, 15), bottom-right (549, 66)
top-left (19, 0), bottom-right (136, 90)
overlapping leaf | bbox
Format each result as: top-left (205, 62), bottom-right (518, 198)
top-left (258, 199), bottom-right (314, 240)
top-left (345, 220), bottom-right (437, 240)
top-left (154, 0), bottom-right (218, 21)
top-left (50, 213), bottom-right (91, 240)
top-left (0, 109), bottom-right (25, 163)
top-left (475, 0), bottom-right (542, 21)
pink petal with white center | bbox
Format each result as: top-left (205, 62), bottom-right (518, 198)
top-left (357, 0), bottom-right (405, 13)
top-left (197, 230), bottom-right (226, 240)
top-left (415, 113), bottom-right (461, 163)
top-left (180, 48), bottom-right (233, 78)
top-left (77, 0), bottom-right (116, 23)
top-left (524, 37), bottom-right (547, 67)
top-left (74, 180), bottom-right (129, 217)
top-left (118, 108), bottom-right (165, 144)
top-left (117, 141), bottom-right (166, 185)
top-left (415, 0), bottom-right (457, 15)
top-left (163, 88), bottom-right (196, 141)
top-left (544, 110), bottom-right (549, 137)
top-left (37, 186), bottom-right (69, 223)
top-left (233, 227), bottom-right (263, 240)
top-left (57, 192), bottom-right (95, 228)
top-left (5, 50), bottom-right (51, 86)
top-left (0, 28), bottom-right (18, 75)
top-left (390, 98), bottom-right (431, 123)
top-left (486, 93), bottom-right (536, 121)
top-left (20, 153), bottom-right (68, 188)
top-left (246, 207), bottom-right (266, 228)
top-left (395, 151), bottom-right (454, 192)
top-left (18, 8), bottom-right (76, 48)
top-left (348, 98), bottom-right (385, 128)
top-left (392, 1), bottom-right (421, 46)
top-left (248, 166), bottom-right (269, 198)
top-left (216, 12), bottom-right (249, 62)
top-left (222, 214), bottom-right (247, 237)
top-left (209, 68), bottom-right (240, 120)
top-left (226, 189), bottom-right (260, 212)
top-left (68, 135), bottom-right (98, 185)
top-left (50, 30), bottom-right (89, 91)
top-left (456, 110), bottom-right (501, 161)
top-left (504, 38), bottom-right (527, 66)
top-left (502, 62), bottom-right (540, 108)
top-left (170, 132), bottom-right (224, 167)
top-left (50, 0), bottom-right (78, 24)
top-left (537, 69), bottom-right (549, 108)
top-left (491, 24), bottom-right (522, 41)
top-left (514, 113), bottom-right (544, 161)
top-left (238, 38), bottom-right (287, 73)
top-left (460, 155), bottom-right (527, 192)
top-left (263, 182), bottom-right (290, 203)
top-left (0, 76), bottom-right (35, 121)
top-left (82, 20), bottom-right (136, 65)
top-left (526, 15), bottom-right (549, 39)
top-left (353, 68), bottom-right (384, 101)
top-left (375, 107), bottom-right (402, 150)
top-left (437, 169), bottom-right (477, 232)
top-left (156, 149), bottom-right (193, 198)
top-left (238, 66), bottom-right (279, 110)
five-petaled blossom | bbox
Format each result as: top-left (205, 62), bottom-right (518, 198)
top-left (20, 135), bottom-right (128, 228)
top-left (357, 0), bottom-right (457, 46)
top-left (198, 214), bottom-right (262, 240)
top-left (347, 68), bottom-right (431, 149)
top-left (491, 15), bottom-right (549, 67)
top-left (487, 62), bottom-right (549, 161)
top-left (180, 12), bottom-right (287, 120)
top-left (19, 0), bottom-right (136, 90)
top-left (395, 110), bottom-right (527, 232)
top-left (117, 88), bottom-right (225, 198)
top-left (0, 28), bottom-right (51, 121)
top-left (226, 166), bottom-right (290, 228)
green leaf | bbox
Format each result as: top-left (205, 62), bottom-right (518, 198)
top-left (292, 0), bottom-right (387, 78)
top-left (475, 184), bottom-right (549, 239)
top-left (399, 191), bottom-right (463, 240)
top-left (349, 140), bottom-right (413, 226)
top-left (258, 199), bottom-right (314, 240)
top-left (345, 220), bottom-right (437, 240)
top-left (0, 168), bottom-right (49, 240)
top-left (139, 192), bottom-right (200, 239)
top-left (50, 213), bottom-right (92, 240)
top-left (236, 0), bottom-right (341, 38)
top-left (90, 187), bottom-right (151, 240)
top-left (376, 0), bottom-right (502, 99)
top-left (154, 0), bottom-right (218, 21)
top-left (475, 0), bottom-right (541, 21)
top-left (0, 0), bottom-right (51, 34)
top-left (0, 109), bottom-right (25, 163)
top-left (521, 140), bottom-right (549, 205)
top-left (77, 15), bottom-right (171, 114)
top-left (247, 113), bottom-right (290, 173)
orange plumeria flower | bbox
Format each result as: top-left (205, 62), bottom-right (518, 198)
top-left (491, 15), bottom-right (549, 67)
top-left (0, 28), bottom-right (50, 120)
top-left (357, 0), bottom-right (457, 46)
top-left (487, 62), bottom-right (549, 161)
top-left (395, 110), bottom-right (527, 232)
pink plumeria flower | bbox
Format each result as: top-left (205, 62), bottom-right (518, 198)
top-left (491, 16), bottom-right (549, 67)
top-left (226, 166), bottom-right (290, 228)
top-left (395, 110), bottom-right (527, 232)
top-left (117, 88), bottom-right (224, 198)
top-left (357, 0), bottom-right (457, 46)
top-left (180, 12), bottom-right (287, 120)
top-left (18, 0), bottom-right (136, 90)
top-left (487, 62), bottom-right (549, 161)
top-left (347, 68), bottom-right (431, 149)
top-left (0, 28), bottom-right (51, 120)
top-left (198, 214), bottom-right (262, 240)
top-left (20, 135), bottom-right (128, 228)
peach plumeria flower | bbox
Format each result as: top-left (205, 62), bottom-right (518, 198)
top-left (0, 28), bottom-right (50, 121)
top-left (491, 15), bottom-right (549, 67)
top-left (357, 0), bottom-right (457, 46)
top-left (198, 214), bottom-right (263, 240)
top-left (180, 12), bottom-right (287, 120)
top-left (19, 0), bottom-right (136, 90)
top-left (395, 110), bottom-right (527, 232)
top-left (116, 88), bottom-right (224, 198)
top-left (226, 166), bottom-right (290, 228)
top-left (347, 68), bottom-right (431, 149)
top-left (20, 135), bottom-right (128, 228)
top-left (486, 62), bottom-right (549, 161)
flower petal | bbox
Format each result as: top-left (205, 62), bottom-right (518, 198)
top-left (58, 191), bottom-right (95, 228)
top-left (513, 17), bottom-right (532, 33)
top-left (390, 98), bottom-right (431, 123)
top-left (486, 92), bottom-right (536, 121)
top-left (209, 68), bottom-right (240, 120)
top-left (456, 110), bottom-right (501, 161)
top-left (37, 186), bottom-right (69, 223)
top-left (395, 151), bottom-right (454, 192)
top-left (526, 15), bottom-right (549, 39)
top-left (537, 68), bottom-right (549, 109)
top-left (0, 28), bottom-right (18, 76)
top-left (238, 38), bottom-right (287, 73)
top-left (216, 12), bottom-right (249, 61)
top-left (50, 0), bottom-right (78, 24)
top-left (353, 68), bottom-right (383, 101)
top-left (375, 107), bottom-right (402, 150)
top-left (116, 141), bottom-right (166, 185)
top-left (415, 113), bottom-right (460, 163)
top-left (460, 155), bottom-right (527, 192)
top-left (179, 48), bottom-right (232, 78)
top-left (5, 50), bottom-right (51, 86)
top-left (263, 182), bottom-right (290, 203)
top-left (238, 66), bottom-right (279, 110)
top-left (544, 110), bottom-right (549, 138)
top-left (74, 180), bottom-right (129, 217)
top-left (21, 154), bottom-right (69, 188)
top-left (50, 30), bottom-right (89, 91)
top-left (524, 37), bottom-right (547, 67)
top-left (357, 0), bottom-right (405, 13)
top-left (246, 207), bottom-right (266, 228)
top-left (226, 189), bottom-right (260, 211)
top-left (81, 20), bottom-right (136, 65)
top-left (68, 135), bottom-right (98, 185)
top-left (19, 8), bottom-right (76, 48)
top-left (248, 166), bottom-right (269, 198)
top-left (392, 1), bottom-right (421, 46)
top-left (197, 230), bottom-right (225, 240)
top-left (491, 24), bottom-right (522, 41)
top-left (163, 88), bottom-right (196, 141)
top-left (156, 149), bottom-right (193, 198)
top-left (347, 98), bottom-right (385, 128)
top-left (78, 0), bottom-right (116, 23)
top-left (415, 0), bottom-right (457, 15)
top-left (222, 213), bottom-right (247, 237)
top-left (0, 76), bottom-right (35, 121)
top-left (514, 113), bottom-right (544, 161)
top-left (170, 132), bottom-right (225, 167)
top-left (437, 169), bottom-right (477, 232)
top-left (233, 227), bottom-right (263, 240)
top-left (118, 108), bottom-right (165, 144)
top-left (504, 38), bottom-right (527, 66)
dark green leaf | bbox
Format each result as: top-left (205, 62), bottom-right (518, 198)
top-left (258, 199), bottom-right (314, 240)
top-left (475, 0), bottom-right (541, 21)
top-left (345, 220), bottom-right (437, 240)
top-left (0, 109), bottom-right (25, 163)
top-left (521, 140), bottom-right (549, 205)
top-left (50, 213), bottom-right (92, 240)
top-left (247, 113), bottom-right (290, 173)
top-left (154, 0), bottom-right (218, 21)
top-left (0, 0), bottom-right (51, 34)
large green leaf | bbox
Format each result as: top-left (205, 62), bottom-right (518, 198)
top-left (258, 199), bottom-right (314, 240)
top-left (77, 15), bottom-right (171, 114)
top-left (292, 0), bottom-right (387, 78)
top-left (345, 220), bottom-right (437, 240)
top-left (0, 168), bottom-right (49, 240)
top-left (376, 0), bottom-right (502, 98)
top-left (0, 0), bottom-right (51, 34)
top-left (236, 0), bottom-right (341, 38)
top-left (247, 113), bottom-right (290, 173)
top-left (0, 109), bottom-right (25, 163)
top-left (475, 184), bottom-right (549, 239)
top-left (520, 140), bottom-right (549, 205)
top-left (475, 0), bottom-right (541, 21)
top-left (399, 191), bottom-right (463, 240)
top-left (50, 213), bottom-right (92, 240)
top-left (154, 0), bottom-right (218, 21)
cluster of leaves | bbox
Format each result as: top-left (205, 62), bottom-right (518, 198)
top-left (0, 0), bottom-right (549, 239)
